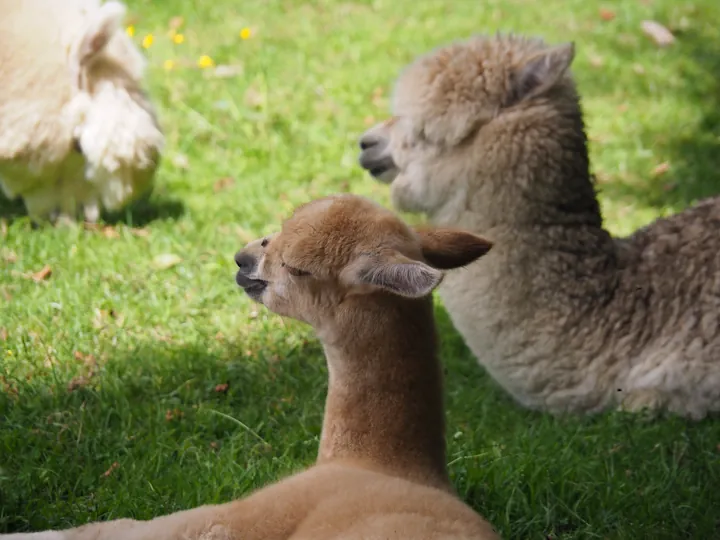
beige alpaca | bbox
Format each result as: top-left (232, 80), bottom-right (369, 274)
top-left (0, 0), bottom-right (163, 222)
top-left (358, 34), bottom-right (720, 420)
top-left (2, 194), bottom-right (499, 539)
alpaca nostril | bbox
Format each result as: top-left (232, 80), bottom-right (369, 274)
top-left (359, 138), bottom-right (377, 150)
top-left (235, 252), bottom-right (257, 274)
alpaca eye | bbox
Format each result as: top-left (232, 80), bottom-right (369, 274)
top-left (282, 262), bottom-right (311, 277)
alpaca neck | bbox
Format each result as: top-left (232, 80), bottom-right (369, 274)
top-left (316, 294), bottom-right (449, 490)
top-left (439, 103), bottom-right (615, 253)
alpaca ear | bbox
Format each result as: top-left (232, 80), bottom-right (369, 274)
top-left (343, 252), bottom-right (443, 298)
top-left (415, 227), bottom-right (493, 270)
top-left (511, 42), bottom-right (575, 103)
top-left (76, 1), bottom-right (127, 66)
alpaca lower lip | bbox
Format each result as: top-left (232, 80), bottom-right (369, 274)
top-left (235, 272), bottom-right (267, 295)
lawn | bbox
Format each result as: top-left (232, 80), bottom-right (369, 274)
top-left (2, 0), bottom-right (720, 538)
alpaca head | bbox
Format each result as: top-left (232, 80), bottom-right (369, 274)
top-left (358, 35), bottom-right (579, 220)
top-left (234, 194), bottom-right (492, 327)
top-left (64, 0), bottom-right (164, 218)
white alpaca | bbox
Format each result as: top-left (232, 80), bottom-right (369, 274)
top-left (0, 0), bottom-right (164, 222)
top-left (359, 34), bottom-right (720, 420)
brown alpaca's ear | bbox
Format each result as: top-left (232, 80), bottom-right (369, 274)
top-left (342, 252), bottom-right (443, 298)
top-left (510, 42), bottom-right (575, 103)
top-left (415, 227), bottom-right (493, 270)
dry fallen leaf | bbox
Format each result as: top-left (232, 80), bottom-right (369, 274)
top-left (652, 162), bottom-right (670, 176)
top-left (165, 408), bottom-right (184, 421)
top-left (152, 253), bottom-right (182, 270)
top-left (130, 228), bottom-right (150, 238)
top-left (67, 376), bottom-right (91, 392)
top-left (31, 265), bottom-right (52, 282)
top-left (588, 54), bottom-right (604, 67)
top-left (169, 15), bottom-right (184, 29)
top-left (102, 226), bottom-right (120, 239)
top-left (214, 383), bottom-right (229, 393)
top-left (0, 328), bottom-right (7, 341)
top-left (617, 104), bottom-right (629, 113)
top-left (244, 86), bottom-right (266, 108)
top-left (641, 20), bottom-right (675, 47)
top-left (102, 462), bottom-right (120, 477)
top-left (214, 177), bottom-right (236, 192)
top-left (599, 8), bottom-right (616, 21)
top-left (0, 219), bottom-right (7, 238)
top-left (213, 64), bottom-right (244, 78)
top-left (172, 153), bottom-right (190, 170)
top-left (2, 250), bottom-right (17, 264)
top-left (633, 63), bottom-right (646, 75)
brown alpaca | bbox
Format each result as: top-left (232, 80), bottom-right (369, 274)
top-left (358, 34), bottom-right (720, 420)
top-left (3, 194), bottom-right (499, 539)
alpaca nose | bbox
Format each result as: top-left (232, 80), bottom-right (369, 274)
top-left (359, 135), bottom-right (379, 150)
top-left (235, 251), bottom-right (257, 275)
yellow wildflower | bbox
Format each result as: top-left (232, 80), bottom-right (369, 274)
top-left (142, 34), bottom-right (154, 49)
top-left (163, 60), bottom-right (175, 71)
top-left (172, 33), bottom-right (185, 44)
top-left (197, 55), bottom-right (214, 69)
top-left (239, 27), bottom-right (252, 40)
top-left (126, 25), bottom-right (135, 37)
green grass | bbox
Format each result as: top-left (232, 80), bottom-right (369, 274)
top-left (2, 0), bottom-right (720, 538)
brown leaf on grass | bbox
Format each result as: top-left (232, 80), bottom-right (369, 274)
top-left (31, 265), bottom-right (52, 282)
top-left (210, 441), bottom-right (219, 450)
top-left (130, 228), bottom-right (150, 238)
top-left (0, 219), bottom-right (7, 238)
top-left (0, 375), bottom-right (18, 396)
top-left (165, 408), bottom-right (184, 421)
top-left (588, 54), bottom-right (604, 67)
top-left (214, 383), bottom-right (229, 393)
top-left (633, 63), bottom-right (646, 75)
top-left (213, 65), bottom-right (244, 79)
top-left (652, 162), bottom-right (670, 177)
top-left (67, 376), bottom-right (91, 392)
top-left (172, 153), bottom-right (190, 170)
top-left (0, 328), bottom-right (7, 341)
top-left (1, 287), bottom-right (12, 303)
top-left (214, 331), bottom-right (225, 342)
top-left (152, 253), bottom-right (182, 270)
top-left (2, 250), bottom-right (17, 263)
top-left (599, 8), bottom-right (616, 21)
top-left (101, 462), bottom-right (119, 477)
top-left (73, 351), bottom-right (97, 367)
top-left (641, 20), bottom-right (675, 47)
top-left (101, 226), bottom-right (119, 238)
top-left (169, 16), bottom-right (184, 30)
top-left (214, 177), bottom-right (236, 192)
top-left (244, 86), bottom-right (266, 108)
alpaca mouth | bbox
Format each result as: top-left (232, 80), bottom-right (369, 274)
top-left (235, 272), bottom-right (267, 297)
top-left (360, 158), bottom-right (397, 184)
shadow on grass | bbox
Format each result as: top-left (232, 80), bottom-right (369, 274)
top-left (0, 191), bottom-right (185, 228)
top-left (0, 337), bottom-right (326, 532)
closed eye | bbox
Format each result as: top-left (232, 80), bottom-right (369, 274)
top-left (282, 262), bottom-right (311, 277)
